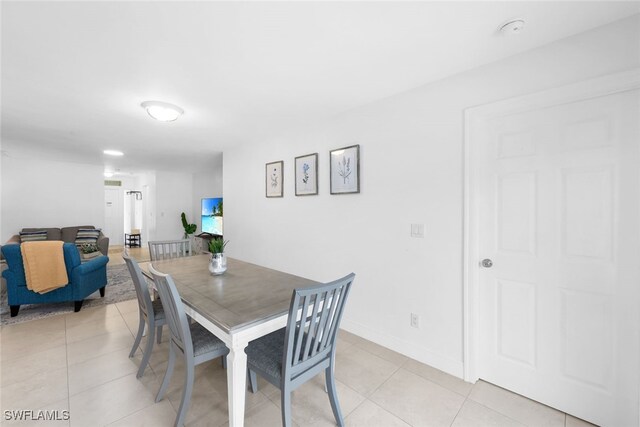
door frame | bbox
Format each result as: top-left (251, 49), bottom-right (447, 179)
top-left (462, 68), bottom-right (640, 383)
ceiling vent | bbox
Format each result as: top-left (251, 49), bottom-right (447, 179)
top-left (104, 180), bottom-right (122, 186)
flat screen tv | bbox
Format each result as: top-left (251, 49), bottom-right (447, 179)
top-left (201, 197), bottom-right (223, 236)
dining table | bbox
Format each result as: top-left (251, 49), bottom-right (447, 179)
top-left (140, 254), bottom-right (319, 427)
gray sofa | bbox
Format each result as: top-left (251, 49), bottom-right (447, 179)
top-left (6, 226), bottom-right (109, 255)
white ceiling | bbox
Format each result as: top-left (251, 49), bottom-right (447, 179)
top-left (2, 1), bottom-right (638, 174)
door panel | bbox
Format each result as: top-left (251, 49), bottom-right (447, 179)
top-left (104, 188), bottom-right (123, 246)
top-left (477, 89), bottom-right (639, 426)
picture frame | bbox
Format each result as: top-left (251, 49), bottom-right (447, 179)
top-left (330, 144), bottom-right (360, 194)
top-left (265, 160), bottom-right (284, 198)
top-left (295, 153), bottom-right (318, 196)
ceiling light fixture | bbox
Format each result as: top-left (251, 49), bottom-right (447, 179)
top-left (500, 19), bottom-right (525, 35)
top-left (103, 149), bottom-right (124, 156)
top-left (104, 172), bottom-right (114, 178)
top-left (141, 101), bottom-right (184, 122)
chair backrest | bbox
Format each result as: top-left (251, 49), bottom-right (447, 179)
top-left (283, 273), bottom-right (355, 381)
top-left (148, 239), bottom-right (191, 261)
top-left (1, 243), bottom-right (80, 286)
top-left (122, 252), bottom-right (154, 318)
top-left (148, 265), bottom-right (193, 357)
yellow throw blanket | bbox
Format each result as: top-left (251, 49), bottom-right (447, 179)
top-left (20, 241), bottom-right (69, 294)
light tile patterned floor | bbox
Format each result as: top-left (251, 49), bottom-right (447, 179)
top-left (0, 301), bottom-right (597, 427)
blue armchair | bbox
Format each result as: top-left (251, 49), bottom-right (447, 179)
top-left (1, 243), bottom-right (109, 317)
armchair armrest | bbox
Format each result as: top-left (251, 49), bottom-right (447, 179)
top-left (71, 255), bottom-right (109, 282)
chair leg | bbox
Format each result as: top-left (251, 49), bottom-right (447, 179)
top-left (175, 358), bottom-right (195, 427)
top-left (129, 313), bottom-right (145, 358)
top-left (156, 344), bottom-right (176, 403)
top-left (99, 286), bottom-right (106, 297)
top-left (156, 325), bottom-right (163, 344)
top-left (325, 366), bottom-right (344, 427)
top-left (137, 322), bottom-right (156, 378)
top-left (248, 369), bottom-right (258, 393)
top-left (9, 305), bottom-right (20, 317)
top-left (281, 387), bottom-right (293, 427)
top-left (74, 300), bottom-right (84, 312)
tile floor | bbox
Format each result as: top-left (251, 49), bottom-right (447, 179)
top-left (0, 300), bottom-right (596, 427)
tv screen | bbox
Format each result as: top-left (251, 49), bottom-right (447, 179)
top-left (201, 197), bottom-right (223, 235)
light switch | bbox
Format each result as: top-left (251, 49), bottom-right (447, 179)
top-left (411, 224), bottom-right (424, 238)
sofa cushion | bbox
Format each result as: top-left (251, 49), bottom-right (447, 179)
top-left (61, 226), bottom-right (95, 243)
top-left (22, 228), bottom-right (61, 241)
top-left (75, 229), bottom-right (101, 246)
top-left (19, 231), bottom-right (48, 243)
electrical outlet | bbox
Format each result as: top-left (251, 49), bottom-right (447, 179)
top-left (410, 313), bottom-right (419, 328)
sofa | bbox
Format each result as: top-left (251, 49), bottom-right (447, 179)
top-left (1, 243), bottom-right (109, 316)
top-left (6, 226), bottom-right (109, 255)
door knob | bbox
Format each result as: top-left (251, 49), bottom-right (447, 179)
top-left (481, 259), bottom-right (493, 268)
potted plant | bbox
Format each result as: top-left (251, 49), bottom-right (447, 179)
top-left (181, 212), bottom-right (197, 237)
top-left (208, 238), bottom-right (228, 275)
top-left (181, 212), bottom-right (197, 251)
top-left (79, 243), bottom-right (101, 260)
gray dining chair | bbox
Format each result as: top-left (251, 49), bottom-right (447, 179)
top-left (246, 273), bottom-right (355, 427)
top-left (123, 253), bottom-right (166, 378)
top-left (148, 239), bottom-right (191, 261)
top-left (148, 265), bottom-right (229, 427)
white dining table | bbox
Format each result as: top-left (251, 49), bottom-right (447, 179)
top-left (141, 255), bottom-right (318, 427)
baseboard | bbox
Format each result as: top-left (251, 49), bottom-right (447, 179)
top-left (340, 318), bottom-right (465, 379)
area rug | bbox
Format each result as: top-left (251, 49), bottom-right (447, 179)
top-left (0, 264), bottom-right (136, 326)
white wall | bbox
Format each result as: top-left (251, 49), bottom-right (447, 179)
top-left (223, 16), bottom-right (640, 377)
top-left (1, 154), bottom-right (105, 241)
top-left (155, 171), bottom-right (194, 240)
top-left (192, 153), bottom-right (223, 234)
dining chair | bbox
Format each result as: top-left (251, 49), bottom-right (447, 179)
top-left (123, 252), bottom-right (166, 378)
top-left (148, 264), bottom-right (229, 427)
top-left (148, 239), bottom-right (191, 261)
top-left (246, 273), bottom-right (356, 427)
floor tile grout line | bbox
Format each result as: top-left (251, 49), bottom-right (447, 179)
top-left (463, 396), bottom-right (540, 427)
top-left (64, 314), bottom-right (71, 427)
top-left (448, 395), bottom-right (467, 427)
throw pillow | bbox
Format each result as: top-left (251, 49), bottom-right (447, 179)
top-left (75, 228), bottom-right (101, 246)
top-left (19, 230), bottom-right (48, 243)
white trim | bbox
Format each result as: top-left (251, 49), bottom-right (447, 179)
top-left (462, 68), bottom-right (640, 383)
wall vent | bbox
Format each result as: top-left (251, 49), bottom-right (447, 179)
top-left (104, 180), bottom-right (122, 186)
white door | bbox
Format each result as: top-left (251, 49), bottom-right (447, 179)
top-left (104, 188), bottom-right (123, 246)
top-left (474, 88), bottom-right (639, 426)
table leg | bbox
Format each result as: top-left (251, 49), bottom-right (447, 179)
top-left (227, 342), bottom-right (248, 427)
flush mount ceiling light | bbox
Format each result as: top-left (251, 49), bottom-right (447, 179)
top-left (500, 19), bottom-right (525, 35)
top-left (103, 149), bottom-right (124, 156)
top-left (141, 101), bottom-right (184, 122)
top-left (104, 172), bottom-right (114, 178)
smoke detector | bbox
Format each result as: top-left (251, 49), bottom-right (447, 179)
top-left (500, 19), bottom-right (525, 35)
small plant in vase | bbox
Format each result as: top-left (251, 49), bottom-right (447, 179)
top-left (181, 212), bottom-right (197, 237)
top-left (208, 238), bottom-right (229, 275)
top-left (80, 243), bottom-right (100, 260)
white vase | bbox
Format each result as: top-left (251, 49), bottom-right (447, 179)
top-left (209, 253), bottom-right (227, 275)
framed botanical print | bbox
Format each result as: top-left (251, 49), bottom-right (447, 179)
top-left (330, 144), bottom-right (360, 194)
top-left (295, 153), bottom-right (318, 196)
top-left (265, 160), bottom-right (283, 198)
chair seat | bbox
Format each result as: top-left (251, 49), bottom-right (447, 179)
top-left (246, 327), bottom-right (287, 382)
top-left (190, 322), bottom-right (227, 357)
top-left (151, 298), bottom-right (165, 321)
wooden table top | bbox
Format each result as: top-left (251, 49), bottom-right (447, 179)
top-left (141, 255), bottom-right (319, 333)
